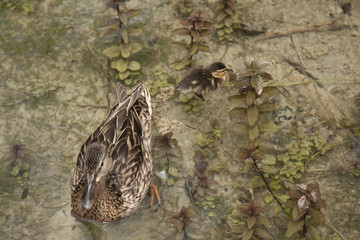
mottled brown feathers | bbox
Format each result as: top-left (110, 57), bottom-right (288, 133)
top-left (71, 83), bottom-right (152, 222)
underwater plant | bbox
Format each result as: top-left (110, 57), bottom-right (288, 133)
top-left (284, 182), bottom-right (326, 239)
top-left (172, 10), bottom-right (212, 70)
top-left (229, 55), bottom-right (277, 142)
top-left (175, 0), bottom-right (194, 16)
top-left (101, 0), bottom-right (143, 86)
top-left (0, 0), bottom-right (34, 15)
top-left (167, 206), bottom-right (196, 239)
top-left (231, 199), bottom-right (272, 240)
top-left (213, 0), bottom-right (238, 43)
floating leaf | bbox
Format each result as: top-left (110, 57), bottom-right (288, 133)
top-left (130, 42), bottom-right (142, 54)
top-left (118, 71), bottom-right (130, 80)
top-left (224, 16), bottom-right (233, 27)
top-left (247, 105), bottom-right (259, 126)
top-left (229, 107), bottom-right (246, 119)
top-left (213, 22), bottom-right (224, 29)
top-left (246, 89), bottom-right (257, 106)
top-left (173, 28), bottom-right (191, 35)
top-left (171, 42), bottom-right (189, 50)
top-left (168, 166), bottom-right (179, 177)
top-left (285, 220), bottom-right (304, 238)
top-left (259, 122), bottom-right (278, 133)
top-left (198, 44), bottom-right (210, 52)
top-left (128, 61), bottom-right (141, 71)
top-left (258, 102), bottom-right (275, 112)
top-left (190, 43), bottom-right (198, 55)
top-left (103, 46), bottom-right (121, 58)
top-left (259, 87), bottom-right (277, 99)
top-left (175, 57), bottom-right (192, 70)
top-left (307, 225), bottom-right (322, 240)
top-left (262, 154), bottom-right (276, 165)
top-left (248, 124), bottom-right (259, 142)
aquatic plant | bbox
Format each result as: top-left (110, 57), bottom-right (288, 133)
top-left (172, 10), bottom-right (212, 70)
top-left (167, 206), bottom-right (196, 238)
top-left (0, 0), bottom-right (34, 15)
top-left (231, 199), bottom-right (272, 240)
top-left (148, 65), bottom-right (174, 98)
top-left (175, 0), bottom-right (193, 16)
top-left (229, 55), bottom-right (277, 142)
top-left (101, 0), bottom-right (143, 86)
top-left (213, 0), bottom-right (238, 43)
top-left (284, 182), bottom-right (326, 239)
top-left (177, 93), bottom-right (204, 115)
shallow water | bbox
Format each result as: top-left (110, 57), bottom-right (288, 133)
top-left (0, 0), bottom-right (360, 239)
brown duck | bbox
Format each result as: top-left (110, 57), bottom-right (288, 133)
top-left (71, 83), bottom-right (158, 222)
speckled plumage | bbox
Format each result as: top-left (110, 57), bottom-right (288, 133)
top-left (177, 62), bottom-right (231, 101)
top-left (71, 83), bottom-right (152, 222)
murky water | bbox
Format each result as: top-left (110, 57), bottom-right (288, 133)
top-left (1, 0), bottom-right (360, 239)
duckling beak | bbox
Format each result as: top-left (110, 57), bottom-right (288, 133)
top-left (226, 68), bottom-right (233, 73)
top-left (79, 174), bottom-right (98, 210)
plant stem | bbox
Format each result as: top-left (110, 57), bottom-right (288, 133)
top-left (251, 156), bottom-right (286, 212)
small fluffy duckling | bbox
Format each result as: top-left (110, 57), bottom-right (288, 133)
top-left (177, 62), bottom-right (232, 101)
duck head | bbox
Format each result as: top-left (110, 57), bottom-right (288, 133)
top-left (209, 62), bottom-right (233, 80)
top-left (79, 142), bottom-right (112, 210)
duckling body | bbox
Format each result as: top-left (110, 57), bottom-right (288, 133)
top-left (177, 62), bottom-right (232, 101)
top-left (71, 83), bottom-right (152, 222)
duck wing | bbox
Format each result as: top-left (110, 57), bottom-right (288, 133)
top-left (177, 68), bottom-right (212, 94)
top-left (71, 83), bottom-right (149, 192)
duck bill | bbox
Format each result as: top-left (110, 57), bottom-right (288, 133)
top-left (226, 68), bottom-right (233, 73)
top-left (79, 175), bottom-right (98, 210)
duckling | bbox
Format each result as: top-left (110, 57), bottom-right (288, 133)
top-left (177, 62), bottom-right (233, 101)
top-left (71, 83), bottom-right (159, 222)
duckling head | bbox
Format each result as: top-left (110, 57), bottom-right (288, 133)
top-left (209, 62), bottom-right (233, 80)
top-left (79, 142), bottom-right (112, 210)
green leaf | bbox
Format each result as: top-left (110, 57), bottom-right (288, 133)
top-left (216, 12), bottom-right (227, 22)
top-left (247, 215), bottom-right (256, 229)
top-left (256, 216), bottom-right (270, 227)
top-left (254, 227), bottom-right (271, 239)
top-left (308, 209), bottom-right (326, 223)
top-left (248, 124), bottom-right (259, 142)
top-left (175, 57), bottom-right (192, 70)
top-left (103, 46), bottom-right (121, 58)
top-left (242, 227), bottom-right (254, 240)
top-left (119, 45), bottom-right (131, 58)
top-left (198, 44), bottom-right (211, 52)
top-left (228, 95), bottom-right (246, 106)
top-left (243, 162), bottom-right (254, 173)
top-left (172, 28), bottom-right (191, 35)
top-left (118, 11), bottom-right (128, 25)
top-left (273, 205), bottom-right (282, 215)
top-left (200, 29), bottom-right (212, 37)
top-left (285, 220), bottom-right (304, 238)
top-left (190, 42), bottom-right (198, 56)
top-left (245, 89), bottom-right (256, 106)
top-left (127, 9), bottom-right (141, 19)
top-left (247, 105), bottom-right (259, 126)
top-left (259, 122), bottom-right (279, 133)
top-left (307, 225), bottom-right (322, 240)
top-left (113, 59), bottom-right (129, 73)
top-left (118, 71), bottom-right (130, 80)
top-left (128, 61), bottom-right (141, 71)
top-left (129, 42), bottom-right (142, 54)
top-left (259, 87), bottom-right (277, 99)
top-left (127, 27), bottom-right (142, 36)
top-left (258, 102), bottom-right (276, 112)
top-left (292, 206), bottom-right (306, 221)
top-left (229, 107), bottom-right (246, 119)
top-left (191, 29), bottom-right (200, 41)
top-left (262, 154), bottom-right (276, 165)
top-left (233, 122), bottom-right (248, 133)
top-left (171, 42), bottom-right (189, 50)
top-left (265, 194), bottom-right (274, 204)
top-left (250, 176), bottom-right (259, 188)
